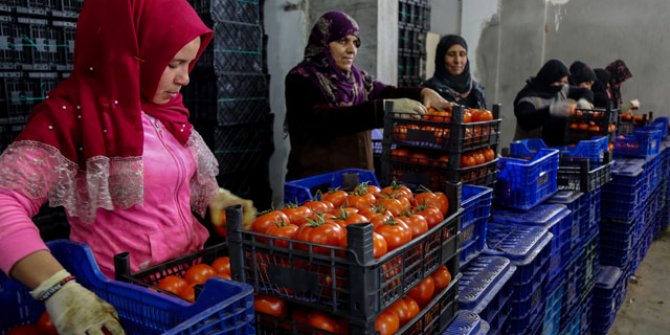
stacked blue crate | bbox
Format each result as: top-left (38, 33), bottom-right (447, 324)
top-left (591, 266), bottom-right (627, 335)
top-left (443, 310), bottom-right (491, 335)
top-left (547, 191), bottom-right (584, 257)
top-left (460, 185), bottom-right (493, 268)
top-left (459, 256), bottom-right (516, 335)
top-left (484, 224), bottom-right (552, 335)
top-left (491, 204), bottom-right (571, 290)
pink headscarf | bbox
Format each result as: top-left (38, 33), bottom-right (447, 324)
top-left (0, 0), bottom-right (218, 222)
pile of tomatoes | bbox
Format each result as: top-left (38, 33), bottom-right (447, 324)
top-left (254, 264), bottom-right (452, 335)
top-left (568, 109), bottom-right (617, 142)
top-left (619, 111), bottom-right (650, 128)
top-left (4, 311), bottom-right (57, 335)
top-left (393, 107), bottom-right (497, 148)
top-left (249, 181), bottom-right (450, 258)
top-left (154, 256), bottom-right (231, 302)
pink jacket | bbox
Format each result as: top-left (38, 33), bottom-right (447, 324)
top-left (0, 113), bottom-right (210, 277)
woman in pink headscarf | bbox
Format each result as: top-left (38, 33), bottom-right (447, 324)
top-left (0, 0), bottom-right (251, 333)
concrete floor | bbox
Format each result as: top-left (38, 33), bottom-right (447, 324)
top-left (609, 228), bottom-right (670, 335)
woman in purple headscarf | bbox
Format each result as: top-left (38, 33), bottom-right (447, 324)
top-left (285, 10), bottom-right (448, 180)
top-left (605, 59), bottom-right (639, 112)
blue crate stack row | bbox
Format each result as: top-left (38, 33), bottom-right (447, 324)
top-left (446, 137), bottom-right (609, 335)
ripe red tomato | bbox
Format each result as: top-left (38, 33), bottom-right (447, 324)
top-left (184, 264), bottom-right (216, 285)
top-left (345, 192), bottom-right (376, 210)
top-left (391, 148), bottom-right (411, 162)
top-left (321, 190), bottom-right (348, 207)
top-left (408, 275), bottom-right (436, 307)
top-left (461, 154), bottom-right (476, 168)
top-left (388, 296), bottom-right (421, 325)
top-left (178, 283), bottom-right (196, 302)
top-left (375, 310), bottom-right (400, 335)
top-left (211, 257), bottom-right (231, 274)
top-left (281, 205), bottom-right (313, 226)
top-left (251, 210), bottom-right (290, 233)
top-left (295, 221), bottom-right (345, 254)
top-left (473, 151), bottom-right (486, 165)
top-left (254, 294), bottom-right (288, 318)
top-left (381, 182), bottom-right (414, 200)
top-left (307, 311), bottom-right (342, 334)
top-left (402, 213), bottom-right (429, 238)
top-left (415, 206), bottom-right (445, 228)
top-left (431, 265), bottom-right (452, 291)
top-left (157, 275), bottom-right (188, 295)
top-left (212, 210), bottom-right (227, 237)
top-left (372, 232), bottom-right (388, 258)
top-left (36, 311), bottom-right (58, 335)
top-left (303, 200), bottom-right (334, 214)
top-left (374, 218), bottom-right (412, 251)
top-left (376, 198), bottom-right (404, 217)
top-left (264, 221), bottom-right (299, 248)
top-left (482, 147), bottom-right (495, 162)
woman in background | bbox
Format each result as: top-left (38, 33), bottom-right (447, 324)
top-left (422, 34), bottom-right (487, 109)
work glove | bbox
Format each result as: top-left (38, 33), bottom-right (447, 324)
top-left (549, 99), bottom-right (576, 118)
top-left (576, 98), bottom-right (594, 109)
top-left (30, 270), bottom-right (125, 335)
top-left (619, 98), bottom-right (640, 114)
top-left (209, 187), bottom-right (257, 230)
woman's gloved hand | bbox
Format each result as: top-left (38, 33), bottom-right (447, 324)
top-left (210, 188), bottom-right (257, 230)
top-left (30, 270), bottom-right (125, 335)
top-left (576, 98), bottom-right (594, 109)
top-left (549, 99), bottom-right (576, 118)
top-left (420, 88), bottom-right (451, 110)
top-left (385, 98), bottom-right (427, 118)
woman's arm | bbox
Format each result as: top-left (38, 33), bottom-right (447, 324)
top-left (285, 73), bottom-right (385, 137)
top-left (515, 101), bottom-right (550, 131)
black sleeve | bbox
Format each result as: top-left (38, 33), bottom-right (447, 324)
top-left (514, 101), bottom-right (550, 131)
top-left (284, 73), bottom-right (385, 138)
top-left (368, 80), bottom-right (424, 101)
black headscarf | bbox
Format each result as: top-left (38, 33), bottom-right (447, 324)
top-left (514, 59), bottom-right (569, 106)
top-left (569, 61), bottom-right (596, 86)
top-left (431, 35), bottom-right (472, 94)
top-left (605, 59), bottom-right (632, 106)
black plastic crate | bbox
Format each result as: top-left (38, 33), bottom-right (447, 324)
top-left (52, 0), bottom-right (83, 19)
top-left (566, 107), bottom-right (618, 145)
top-left (385, 153), bottom-right (498, 189)
top-left (217, 96), bottom-right (270, 125)
top-left (11, 0), bottom-right (51, 17)
top-left (213, 119), bottom-right (273, 152)
top-left (0, 15), bottom-right (23, 69)
top-left (16, 17), bottom-right (57, 71)
top-left (384, 104), bottom-right (501, 155)
top-left (556, 152), bottom-right (613, 192)
top-left (213, 22), bottom-right (264, 72)
top-left (217, 71), bottom-right (269, 100)
top-left (28, 70), bottom-right (60, 103)
top-left (53, 20), bottom-right (76, 70)
top-left (213, 0), bottom-right (262, 24)
top-left (0, 71), bottom-right (34, 118)
top-left (255, 275), bottom-right (459, 335)
top-left (226, 183), bottom-right (462, 323)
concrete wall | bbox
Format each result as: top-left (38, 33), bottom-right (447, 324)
top-left (264, 0), bottom-right (398, 205)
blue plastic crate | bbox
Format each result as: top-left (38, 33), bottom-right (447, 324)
top-left (495, 148), bottom-right (559, 211)
top-left (651, 117), bottom-right (669, 138)
top-left (0, 241), bottom-right (255, 335)
top-left (284, 168), bottom-right (379, 204)
top-left (485, 224), bottom-right (552, 288)
top-left (443, 310), bottom-right (491, 335)
top-left (614, 127), bottom-right (662, 157)
top-left (583, 189), bottom-right (601, 245)
top-left (541, 280), bottom-right (564, 335)
top-left (459, 256), bottom-right (516, 335)
top-left (510, 137), bottom-right (609, 163)
top-left (580, 232), bottom-right (600, 301)
top-left (460, 185), bottom-right (493, 267)
top-left (492, 204), bottom-right (572, 284)
top-left (599, 217), bottom-right (637, 268)
top-left (578, 293), bottom-right (593, 335)
top-left (558, 311), bottom-right (580, 335)
top-left (484, 224), bottom-right (552, 333)
top-left (547, 191), bottom-right (584, 252)
top-left (591, 266), bottom-right (626, 335)
top-left (558, 253), bottom-right (582, 331)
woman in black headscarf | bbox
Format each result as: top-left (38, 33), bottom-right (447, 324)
top-left (513, 59), bottom-right (575, 146)
top-left (592, 68), bottom-right (612, 109)
top-left (422, 35), bottom-right (486, 109)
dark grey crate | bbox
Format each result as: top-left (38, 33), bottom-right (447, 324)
top-left (53, 20), bottom-right (76, 70)
top-left (213, 0), bottom-right (262, 24)
top-left (52, 0), bottom-right (83, 19)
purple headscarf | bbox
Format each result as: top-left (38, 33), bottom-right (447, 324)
top-left (605, 59), bottom-right (632, 105)
top-left (289, 11), bottom-right (373, 107)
